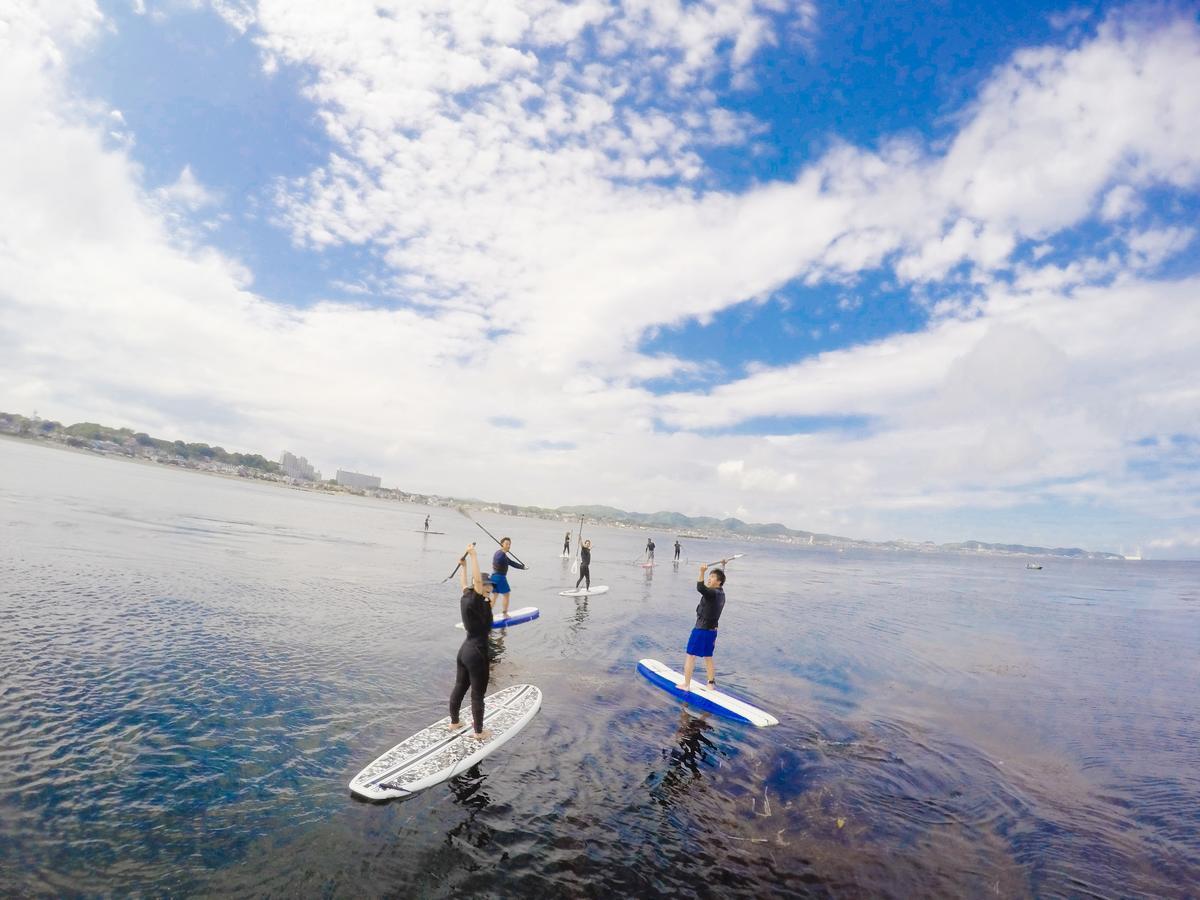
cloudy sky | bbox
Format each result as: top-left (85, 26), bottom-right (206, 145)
top-left (2, 1), bottom-right (1198, 557)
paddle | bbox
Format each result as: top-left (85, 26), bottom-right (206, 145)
top-left (456, 507), bottom-right (528, 568)
top-left (703, 553), bottom-right (745, 567)
top-left (441, 543), bottom-right (476, 583)
top-left (571, 514), bottom-right (583, 574)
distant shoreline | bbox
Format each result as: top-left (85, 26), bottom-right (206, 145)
top-left (1, 429), bottom-right (1137, 561)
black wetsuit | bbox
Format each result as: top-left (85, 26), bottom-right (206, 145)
top-left (646, 540), bottom-right (655, 560)
top-left (450, 587), bottom-right (492, 733)
top-left (575, 546), bottom-right (591, 589)
top-left (563, 533), bottom-right (571, 553)
top-left (674, 541), bottom-right (681, 560)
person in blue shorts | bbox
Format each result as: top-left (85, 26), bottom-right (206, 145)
top-left (677, 560), bottom-right (727, 692)
top-left (491, 537), bottom-right (527, 617)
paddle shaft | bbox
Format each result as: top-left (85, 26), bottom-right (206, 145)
top-left (470, 519), bottom-right (527, 567)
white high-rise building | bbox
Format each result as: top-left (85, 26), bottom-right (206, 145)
top-left (336, 469), bottom-right (381, 490)
top-left (280, 451), bottom-right (320, 481)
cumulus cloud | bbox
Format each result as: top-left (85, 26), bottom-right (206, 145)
top-left (1, 2), bottom-right (1199, 549)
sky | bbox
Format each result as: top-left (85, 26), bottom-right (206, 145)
top-left (1, 1), bottom-right (1198, 558)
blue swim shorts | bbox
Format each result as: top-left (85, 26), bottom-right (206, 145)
top-left (490, 573), bottom-right (511, 594)
top-left (685, 627), bottom-right (718, 657)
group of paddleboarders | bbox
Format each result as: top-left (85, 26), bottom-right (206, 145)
top-left (447, 529), bottom-right (731, 739)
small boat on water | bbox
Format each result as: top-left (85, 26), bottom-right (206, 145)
top-left (1026, 563), bottom-right (1043, 570)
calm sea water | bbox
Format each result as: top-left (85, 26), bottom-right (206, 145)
top-left (2, 437), bottom-right (1198, 897)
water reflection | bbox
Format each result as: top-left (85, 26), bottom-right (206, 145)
top-left (444, 766), bottom-right (495, 850)
top-left (487, 630), bottom-right (506, 666)
top-left (650, 710), bottom-right (718, 808)
top-left (569, 596), bottom-right (588, 638)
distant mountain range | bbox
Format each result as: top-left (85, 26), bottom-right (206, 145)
top-left (549, 505), bottom-right (1123, 560)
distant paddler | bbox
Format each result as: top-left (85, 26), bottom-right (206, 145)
top-left (575, 539), bottom-right (593, 591)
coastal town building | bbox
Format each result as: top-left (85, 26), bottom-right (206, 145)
top-left (336, 469), bottom-right (381, 490)
top-left (280, 451), bottom-right (320, 481)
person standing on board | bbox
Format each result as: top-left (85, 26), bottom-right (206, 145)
top-left (646, 537), bottom-right (656, 562)
top-left (424, 514), bottom-right (431, 533)
top-left (575, 540), bottom-right (593, 591)
top-left (563, 531), bottom-right (571, 556)
top-left (449, 545), bottom-right (493, 741)
top-left (673, 540), bottom-right (681, 562)
top-left (677, 560), bottom-right (727, 693)
top-left (491, 537), bottom-right (527, 618)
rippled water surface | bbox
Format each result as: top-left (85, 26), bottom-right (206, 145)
top-left (2, 438), bottom-right (1199, 897)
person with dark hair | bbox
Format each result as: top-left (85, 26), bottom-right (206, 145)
top-left (575, 539), bottom-right (593, 590)
top-left (449, 545), bottom-right (494, 741)
top-left (677, 560), bottom-right (727, 693)
top-left (491, 537), bottom-right (526, 617)
top-left (673, 540), bottom-right (681, 561)
top-left (645, 537), bottom-right (655, 562)
top-left (563, 531), bottom-right (571, 555)
top-left (424, 514), bottom-right (431, 532)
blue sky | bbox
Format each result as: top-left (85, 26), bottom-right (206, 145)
top-left (2, 0), bottom-right (1199, 557)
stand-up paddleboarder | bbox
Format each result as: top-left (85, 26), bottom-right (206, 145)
top-left (491, 537), bottom-right (527, 617)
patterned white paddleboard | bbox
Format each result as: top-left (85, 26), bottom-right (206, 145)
top-left (349, 684), bottom-right (542, 801)
top-left (558, 585), bottom-right (610, 597)
top-left (455, 606), bottom-right (539, 629)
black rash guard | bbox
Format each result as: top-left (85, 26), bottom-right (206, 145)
top-left (694, 581), bottom-right (725, 630)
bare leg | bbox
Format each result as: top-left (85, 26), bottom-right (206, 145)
top-left (498, 593), bottom-right (510, 616)
top-left (704, 656), bottom-right (716, 689)
top-left (676, 654), bottom-right (697, 691)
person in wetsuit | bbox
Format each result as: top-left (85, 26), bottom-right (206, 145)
top-left (424, 515), bottom-right (431, 532)
top-left (449, 544), bottom-right (494, 740)
top-left (563, 531), bottom-right (571, 555)
top-left (674, 540), bottom-right (681, 561)
top-left (646, 538), bottom-right (655, 561)
top-left (677, 560), bottom-right (727, 693)
top-left (491, 537), bottom-right (527, 617)
top-left (575, 539), bottom-right (592, 590)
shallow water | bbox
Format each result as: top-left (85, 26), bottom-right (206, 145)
top-left (2, 437), bottom-right (1198, 897)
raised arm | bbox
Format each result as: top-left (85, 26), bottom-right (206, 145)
top-left (468, 545), bottom-right (487, 594)
top-left (459, 543), bottom-right (476, 591)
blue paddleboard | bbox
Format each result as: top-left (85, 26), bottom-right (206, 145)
top-left (637, 658), bottom-right (778, 727)
top-left (455, 606), bottom-right (540, 629)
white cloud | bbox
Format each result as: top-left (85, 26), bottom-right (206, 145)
top-left (1, 3), bottom-right (1199, 552)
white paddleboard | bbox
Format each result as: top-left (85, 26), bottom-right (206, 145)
top-left (349, 683), bottom-right (542, 801)
top-left (455, 606), bottom-right (540, 629)
top-left (558, 585), bottom-right (610, 597)
top-left (560, 552), bottom-right (571, 558)
top-left (416, 530), bottom-right (446, 534)
top-left (636, 659), bottom-right (778, 727)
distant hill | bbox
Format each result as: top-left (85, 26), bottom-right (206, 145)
top-left (552, 504), bottom-right (1122, 559)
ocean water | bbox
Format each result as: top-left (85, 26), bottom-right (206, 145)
top-left (2, 437), bottom-right (1198, 897)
